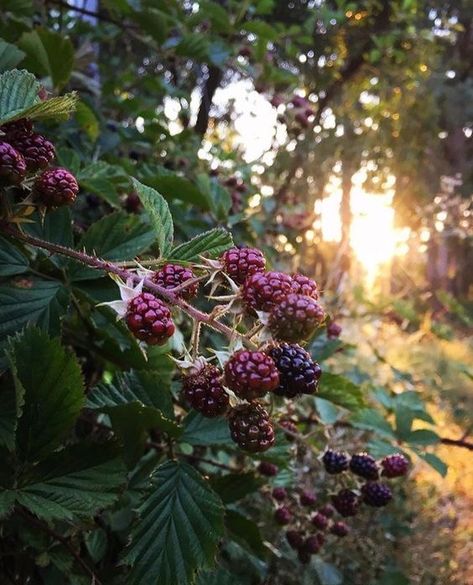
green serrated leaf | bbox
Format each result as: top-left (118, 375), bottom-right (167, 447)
top-left (404, 429), bottom-right (440, 445)
top-left (0, 279), bottom-right (70, 361)
top-left (0, 38), bottom-right (26, 72)
top-left (0, 374), bottom-right (19, 451)
top-left (18, 29), bottom-right (74, 89)
top-left (170, 228), bottom-right (233, 262)
top-left (417, 452), bottom-right (448, 477)
top-left (210, 473), bottom-right (263, 504)
top-left (351, 409), bottom-right (396, 439)
top-left (131, 178), bottom-right (174, 257)
top-left (14, 442), bottom-right (126, 520)
top-left (318, 373), bottom-right (364, 411)
top-left (124, 461), bottom-right (224, 585)
top-left (225, 510), bottom-right (266, 558)
top-left (0, 236), bottom-right (29, 276)
top-left (7, 327), bottom-right (85, 461)
top-left (182, 411), bottom-right (232, 446)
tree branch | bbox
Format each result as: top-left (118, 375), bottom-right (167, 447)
top-left (440, 436), bottom-right (473, 451)
top-left (1, 225), bottom-right (256, 349)
top-left (194, 66), bottom-right (223, 136)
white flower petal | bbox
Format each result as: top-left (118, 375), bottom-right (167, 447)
top-left (97, 300), bottom-right (128, 318)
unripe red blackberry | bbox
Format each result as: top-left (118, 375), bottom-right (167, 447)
top-left (228, 403), bottom-right (275, 452)
top-left (322, 449), bottom-right (349, 474)
top-left (221, 247), bottom-right (265, 285)
top-left (224, 350), bottom-right (279, 400)
top-left (268, 294), bottom-right (325, 342)
top-left (311, 512), bottom-right (329, 530)
top-left (303, 533), bottom-right (324, 554)
top-left (126, 292), bottom-right (175, 345)
top-left (349, 453), bottom-right (379, 480)
top-left (331, 489), bottom-right (360, 517)
top-left (279, 418), bottom-right (297, 441)
top-left (272, 487), bottom-right (287, 501)
top-left (319, 504), bottom-right (335, 518)
top-left (291, 273), bottom-right (319, 299)
top-left (33, 168), bottom-right (79, 207)
top-left (300, 490), bottom-right (317, 507)
top-left (10, 132), bottom-right (55, 171)
top-left (0, 142), bottom-right (26, 185)
top-left (361, 482), bottom-right (393, 507)
top-left (274, 506), bottom-right (292, 525)
top-left (258, 461), bottom-right (279, 476)
top-left (1, 118), bottom-right (33, 140)
top-left (182, 364), bottom-right (229, 417)
top-left (381, 453), bottom-right (409, 478)
top-left (268, 343), bottom-right (321, 397)
top-left (153, 263), bottom-right (198, 299)
top-left (242, 271), bottom-right (293, 313)
top-left (330, 521), bottom-right (349, 537)
top-left (124, 192), bottom-right (141, 213)
top-left (286, 530), bottom-right (304, 550)
top-left (327, 321), bottom-right (342, 339)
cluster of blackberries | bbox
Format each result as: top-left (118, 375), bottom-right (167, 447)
top-left (323, 450), bottom-right (409, 514)
top-left (0, 118), bottom-right (78, 207)
top-left (260, 475), bottom-right (350, 564)
top-left (221, 246), bottom-right (326, 342)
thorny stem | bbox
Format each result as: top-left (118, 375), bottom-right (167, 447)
top-left (1, 225), bottom-right (257, 350)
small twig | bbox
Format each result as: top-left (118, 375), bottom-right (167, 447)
top-left (17, 508), bottom-right (102, 584)
top-left (440, 437), bottom-right (473, 451)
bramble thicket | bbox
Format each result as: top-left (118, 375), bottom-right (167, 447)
top-left (0, 2), bottom-right (471, 585)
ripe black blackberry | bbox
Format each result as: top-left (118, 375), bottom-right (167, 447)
top-left (319, 504), bottom-right (335, 518)
top-left (322, 449), bottom-right (349, 474)
top-left (224, 350), bottom-right (279, 400)
top-left (228, 403), bottom-right (275, 452)
top-left (0, 142), bottom-right (26, 185)
top-left (221, 247), bottom-right (265, 285)
top-left (10, 132), bottom-right (55, 171)
top-left (242, 271), bottom-right (293, 313)
top-left (361, 482), bottom-right (393, 507)
top-left (349, 453), bottom-right (379, 480)
top-left (1, 118), bottom-right (33, 140)
top-left (126, 292), bottom-right (175, 345)
top-left (286, 530), bottom-right (304, 550)
top-left (291, 273), bottom-right (319, 299)
top-left (182, 364), bottom-right (229, 417)
top-left (311, 512), bottom-right (329, 530)
top-left (153, 263), bottom-right (198, 299)
top-left (330, 521), bottom-right (349, 537)
top-left (381, 453), bottom-right (409, 478)
top-left (268, 294), bottom-right (325, 342)
top-left (331, 489), bottom-right (360, 517)
top-left (258, 461), bottom-right (278, 476)
top-left (274, 506), bottom-right (292, 525)
top-left (303, 533), bottom-right (324, 554)
top-left (272, 487), bottom-right (287, 501)
top-left (300, 490), bottom-right (317, 507)
top-left (33, 168), bottom-right (79, 207)
top-left (268, 343), bottom-right (321, 397)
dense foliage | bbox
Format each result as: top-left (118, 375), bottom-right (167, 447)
top-left (0, 2), bottom-right (471, 585)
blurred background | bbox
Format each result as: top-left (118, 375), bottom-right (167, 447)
top-left (1, 0), bottom-right (471, 583)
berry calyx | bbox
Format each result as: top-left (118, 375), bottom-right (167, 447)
top-left (274, 506), bottom-right (292, 525)
top-left (258, 461), bottom-right (279, 476)
top-left (381, 453), bottom-right (409, 478)
top-left (228, 403), bottom-right (275, 452)
top-left (33, 168), bottom-right (79, 207)
top-left (286, 530), bottom-right (304, 550)
top-left (331, 489), bottom-right (360, 517)
top-left (268, 343), bottom-right (321, 398)
top-left (330, 521), bottom-right (349, 537)
top-left (361, 482), bottom-right (393, 507)
top-left (311, 512), bottom-right (329, 530)
top-left (291, 273), bottom-right (319, 299)
top-left (272, 487), bottom-right (287, 501)
top-left (126, 292), bottom-right (175, 345)
top-left (242, 271), bottom-right (293, 313)
top-left (153, 263), bottom-right (198, 299)
top-left (0, 142), bottom-right (26, 185)
top-left (224, 350), bottom-right (279, 400)
top-left (182, 364), bottom-right (229, 417)
top-left (221, 247), bottom-right (265, 285)
top-left (349, 453), bottom-right (379, 480)
top-left (300, 490), bottom-right (317, 507)
top-left (268, 294), bottom-right (325, 342)
top-left (322, 449), bottom-right (349, 474)
top-left (9, 132), bottom-right (55, 171)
